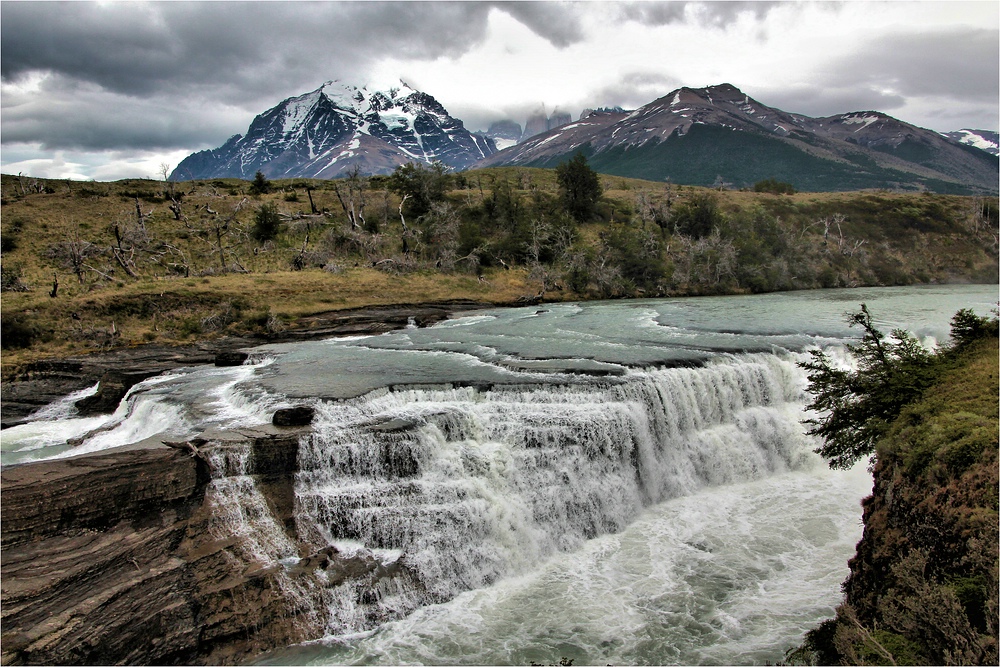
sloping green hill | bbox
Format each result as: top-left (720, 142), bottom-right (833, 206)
top-left (522, 125), bottom-right (996, 195)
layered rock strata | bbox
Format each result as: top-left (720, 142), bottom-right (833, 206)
top-left (0, 427), bottom-right (395, 665)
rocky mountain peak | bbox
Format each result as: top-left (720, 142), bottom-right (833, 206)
top-left (172, 80), bottom-right (494, 180)
top-left (477, 83), bottom-right (997, 194)
top-left (943, 129), bottom-right (999, 156)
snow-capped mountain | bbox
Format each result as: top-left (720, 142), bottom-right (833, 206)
top-left (171, 81), bottom-right (495, 180)
top-left (479, 84), bottom-right (998, 194)
top-left (943, 129), bottom-right (999, 156)
top-left (482, 120), bottom-right (523, 151)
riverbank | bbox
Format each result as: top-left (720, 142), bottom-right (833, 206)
top-left (4, 171), bottom-right (997, 385)
top-left (792, 336), bottom-right (999, 665)
top-left (0, 297), bottom-right (519, 426)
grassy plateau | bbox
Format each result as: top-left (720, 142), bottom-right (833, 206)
top-left (1, 168), bottom-right (997, 377)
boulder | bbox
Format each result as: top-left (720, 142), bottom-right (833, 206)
top-left (272, 406), bottom-right (315, 427)
top-left (215, 351), bottom-right (250, 367)
top-left (75, 370), bottom-right (160, 416)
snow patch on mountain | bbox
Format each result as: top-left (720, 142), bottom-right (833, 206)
top-left (172, 80), bottom-right (494, 180)
top-left (841, 113), bottom-right (880, 131)
top-left (943, 129), bottom-right (999, 156)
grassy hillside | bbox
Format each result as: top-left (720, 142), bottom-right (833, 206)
top-left (792, 336), bottom-right (998, 665)
top-left (1, 169), bottom-right (997, 373)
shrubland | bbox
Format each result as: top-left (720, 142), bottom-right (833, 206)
top-left (1, 162), bottom-right (997, 373)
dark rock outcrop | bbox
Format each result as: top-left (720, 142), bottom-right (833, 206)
top-left (214, 351), bottom-right (250, 367)
top-left (74, 369), bottom-right (162, 416)
top-left (0, 429), bottom-right (323, 665)
top-left (272, 406), bottom-right (315, 427)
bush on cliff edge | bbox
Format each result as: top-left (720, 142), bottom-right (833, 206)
top-left (789, 307), bottom-right (999, 665)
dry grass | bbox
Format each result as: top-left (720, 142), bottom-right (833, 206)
top-left (2, 171), bottom-right (996, 374)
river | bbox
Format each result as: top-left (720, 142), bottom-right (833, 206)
top-left (2, 285), bottom-right (996, 665)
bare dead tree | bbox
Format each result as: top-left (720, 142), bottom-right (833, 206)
top-left (133, 197), bottom-right (150, 232)
top-left (158, 162), bottom-right (176, 200)
top-left (397, 193), bottom-right (411, 233)
top-left (109, 205), bottom-right (156, 279)
top-left (424, 201), bottom-right (462, 271)
top-left (291, 231), bottom-right (311, 270)
top-left (306, 185), bottom-right (318, 215)
top-left (15, 172), bottom-right (44, 196)
top-left (333, 166), bottom-right (368, 230)
top-left (967, 196), bottom-right (1000, 249)
top-left (48, 229), bottom-right (104, 284)
top-left (186, 197), bottom-right (250, 274)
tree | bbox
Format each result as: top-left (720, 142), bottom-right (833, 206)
top-left (753, 177), bottom-right (796, 195)
top-left (249, 170), bottom-right (271, 196)
top-left (949, 307), bottom-right (999, 350)
top-left (388, 162), bottom-right (449, 219)
top-left (252, 201), bottom-right (282, 242)
top-left (556, 153), bottom-right (602, 223)
top-left (800, 304), bottom-right (939, 469)
top-left (422, 201), bottom-right (461, 271)
top-left (333, 166), bottom-right (368, 230)
top-left (671, 192), bottom-right (722, 239)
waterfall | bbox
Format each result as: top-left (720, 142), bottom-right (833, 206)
top-left (283, 351), bottom-right (818, 637)
top-left (205, 445), bottom-right (328, 632)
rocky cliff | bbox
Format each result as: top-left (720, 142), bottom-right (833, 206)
top-left (794, 338), bottom-right (999, 665)
top-left (0, 423), bottom-right (422, 665)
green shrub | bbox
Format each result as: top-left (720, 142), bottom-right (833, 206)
top-left (248, 171), bottom-right (272, 196)
top-left (671, 192), bottom-right (723, 239)
top-left (251, 202), bottom-right (282, 242)
top-left (556, 153), bottom-right (602, 223)
top-left (1, 314), bottom-right (37, 349)
top-left (753, 177), bottom-right (797, 195)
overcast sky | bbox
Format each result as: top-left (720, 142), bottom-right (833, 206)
top-left (2, 0), bottom-right (997, 181)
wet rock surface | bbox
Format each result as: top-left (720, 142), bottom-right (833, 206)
top-left (0, 427), bottom-right (393, 665)
top-left (273, 406), bottom-right (315, 427)
top-left (1, 300), bottom-right (492, 427)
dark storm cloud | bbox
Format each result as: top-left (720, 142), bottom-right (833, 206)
top-left (756, 84), bottom-right (907, 119)
top-left (497, 1), bottom-right (586, 48)
top-left (0, 2), bottom-right (498, 104)
top-left (2, 75), bottom-right (245, 151)
top-left (760, 27), bottom-right (998, 124)
top-left (1, 1), bottom-right (587, 152)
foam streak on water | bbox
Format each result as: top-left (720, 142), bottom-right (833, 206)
top-left (282, 463), bottom-right (870, 666)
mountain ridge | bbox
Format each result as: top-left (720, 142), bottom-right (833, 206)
top-left (172, 81), bottom-right (997, 194)
top-left (171, 80), bottom-right (495, 181)
top-left (477, 83), bottom-right (998, 194)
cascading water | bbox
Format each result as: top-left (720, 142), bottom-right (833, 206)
top-left (4, 285), bottom-right (994, 665)
top-left (262, 352), bottom-right (814, 640)
top-left (205, 444), bottom-right (328, 631)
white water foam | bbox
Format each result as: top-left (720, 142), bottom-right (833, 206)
top-left (279, 351), bottom-right (820, 641)
top-left (2, 358), bottom-right (283, 464)
top-left (291, 463), bottom-right (870, 666)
